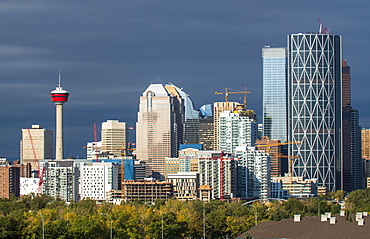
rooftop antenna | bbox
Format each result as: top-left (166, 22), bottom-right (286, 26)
top-left (58, 69), bottom-right (61, 87)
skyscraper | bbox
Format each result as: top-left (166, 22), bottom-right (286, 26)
top-left (20, 125), bottom-right (53, 170)
top-left (341, 60), bottom-right (363, 191)
top-left (218, 110), bottom-right (257, 156)
top-left (288, 32), bottom-right (342, 191)
top-left (136, 84), bottom-right (184, 178)
top-left (101, 120), bottom-right (128, 157)
top-left (262, 46), bottom-right (287, 142)
top-left (213, 102), bottom-right (238, 150)
top-left (167, 83), bottom-right (199, 144)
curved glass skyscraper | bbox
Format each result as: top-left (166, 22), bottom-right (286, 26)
top-left (288, 33), bottom-right (342, 192)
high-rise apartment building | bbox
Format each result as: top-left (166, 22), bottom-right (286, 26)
top-left (198, 151), bottom-right (237, 200)
top-left (101, 120), bottom-right (128, 157)
top-left (213, 102), bottom-right (238, 150)
top-left (20, 125), bottom-right (53, 170)
top-left (40, 160), bottom-right (79, 202)
top-left (218, 110), bottom-right (257, 156)
top-left (235, 146), bottom-right (271, 199)
top-left (136, 84), bottom-right (184, 178)
top-left (262, 47), bottom-right (287, 142)
top-left (288, 32), bottom-right (342, 191)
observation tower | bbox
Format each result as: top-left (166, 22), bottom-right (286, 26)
top-left (50, 73), bottom-right (70, 160)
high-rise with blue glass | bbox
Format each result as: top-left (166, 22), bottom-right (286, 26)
top-left (287, 32), bottom-right (342, 192)
top-left (262, 47), bottom-right (287, 142)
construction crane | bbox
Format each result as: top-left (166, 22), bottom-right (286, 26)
top-left (214, 87), bottom-right (251, 107)
top-left (255, 140), bottom-right (301, 196)
top-left (318, 19), bottom-right (331, 35)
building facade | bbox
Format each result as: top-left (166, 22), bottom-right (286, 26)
top-left (235, 146), bottom-right (271, 199)
top-left (262, 47), bottom-right (287, 142)
top-left (213, 102), bottom-right (238, 150)
top-left (198, 152), bottom-right (237, 199)
top-left (101, 120), bottom-right (128, 157)
top-left (199, 116), bottom-right (214, 150)
top-left (136, 84), bottom-right (184, 179)
top-left (168, 83), bottom-right (200, 144)
top-left (166, 172), bottom-right (199, 201)
top-left (40, 160), bottom-right (79, 202)
top-left (288, 32), bottom-right (342, 191)
top-left (20, 125), bottom-right (53, 170)
top-left (80, 162), bottom-right (119, 201)
top-left (0, 159), bottom-right (20, 198)
top-left (218, 110), bottom-right (257, 156)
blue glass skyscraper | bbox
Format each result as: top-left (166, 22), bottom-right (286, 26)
top-left (262, 47), bottom-right (287, 142)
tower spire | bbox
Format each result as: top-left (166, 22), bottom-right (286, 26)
top-left (58, 69), bottom-right (61, 87)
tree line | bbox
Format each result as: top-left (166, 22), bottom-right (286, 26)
top-left (0, 188), bottom-right (369, 238)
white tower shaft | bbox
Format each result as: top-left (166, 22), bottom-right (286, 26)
top-left (55, 104), bottom-right (64, 159)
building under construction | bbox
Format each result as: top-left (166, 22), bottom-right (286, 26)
top-left (122, 180), bottom-right (173, 202)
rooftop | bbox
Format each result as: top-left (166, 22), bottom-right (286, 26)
top-left (246, 214), bottom-right (370, 239)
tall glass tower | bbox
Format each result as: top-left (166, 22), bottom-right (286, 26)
top-left (288, 33), bottom-right (342, 192)
top-left (262, 47), bottom-right (287, 142)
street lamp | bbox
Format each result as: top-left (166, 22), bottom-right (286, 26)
top-left (153, 209), bottom-right (164, 239)
top-left (100, 213), bottom-right (113, 239)
top-left (252, 205), bottom-right (258, 226)
top-left (203, 201), bottom-right (206, 239)
top-left (29, 210), bottom-right (44, 239)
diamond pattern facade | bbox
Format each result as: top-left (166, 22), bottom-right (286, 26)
top-left (288, 33), bottom-right (342, 191)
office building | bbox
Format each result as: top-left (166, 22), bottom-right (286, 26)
top-left (341, 60), bottom-right (363, 191)
top-left (80, 162), bottom-right (119, 201)
top-left (40, 160), bottom-right (79, 202)
top-left (255, 138), bottom-right (284, 177)
top-left (86, 141), bottom-right (102, 161)
top-left (101, 120), bottom-right (128, 157)
top-left (20, 125), bottom-right (53, 170)
top-left (199, 116), bottom-right (214, 150)
top-left (136, 84), bottom-right (184, 179)
top-left (262, 47), bottom-right (287, 142)
top-left (288, 31), bottom-right (342, 191)
top-left (235, 146), bottom-right (271, 199)
top-left (167, 83), bottom-right (199, 144)
top-left (272, 174), bottom-right (318, 198)
top-left (362, 129), bottom-right (370, 159)
top-left (218, 110), bottom-right (257, 156)
top-left (0, 159), bottom-right (20, 198)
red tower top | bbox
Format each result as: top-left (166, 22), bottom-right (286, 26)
top-left (50, 73), bottom-right (70, 104)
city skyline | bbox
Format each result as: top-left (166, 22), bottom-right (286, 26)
top-left (0, 1), bottom-right (369, 160)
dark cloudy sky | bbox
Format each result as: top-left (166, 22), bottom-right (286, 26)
top-left (1, 1), bottom-right (369, 160)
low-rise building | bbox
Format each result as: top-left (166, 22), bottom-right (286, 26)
top-left (80, 162), bottom-right (119, 202)
top-left (166, 172), bottom-right (199, 201)
top-left (272, 173), bottom-right (318, 198)
top-left (122, 179), bottom-right (173, 202)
